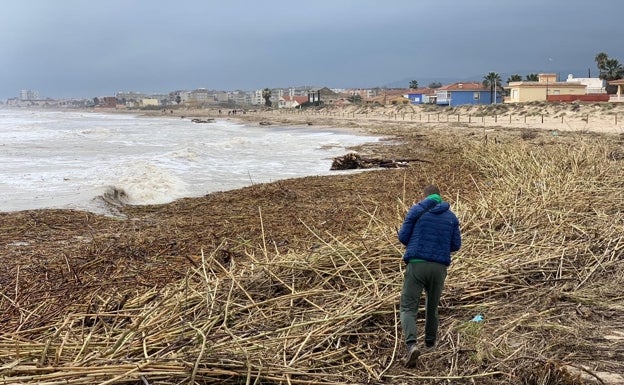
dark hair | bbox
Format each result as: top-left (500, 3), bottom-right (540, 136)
top-left (423, 184), bottom-right (440, 196)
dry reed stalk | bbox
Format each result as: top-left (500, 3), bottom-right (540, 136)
top-left (1, 128), bottom-right (623, 383)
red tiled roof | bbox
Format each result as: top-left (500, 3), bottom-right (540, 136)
top-left (283, 96), bottom-right (309, 104)
top-left (439, 82), bottom-right (487, 91)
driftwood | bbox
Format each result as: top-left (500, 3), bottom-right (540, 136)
top-left (191, 118), bottom-right (214, 123)
top-left (331, 152), bottom-right (431, 170)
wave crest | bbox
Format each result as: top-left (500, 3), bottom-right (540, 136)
top-left (100, 186), bottom-right (131, 207)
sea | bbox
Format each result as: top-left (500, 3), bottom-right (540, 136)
top-left (0, 109), bottom-right (380, 214)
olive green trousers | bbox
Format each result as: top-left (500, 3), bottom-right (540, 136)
top-left (400, 261), bottom-right (447, 347)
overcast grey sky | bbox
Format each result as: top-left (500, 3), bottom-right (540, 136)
top-left (1, 0), bottom-right (622, 99)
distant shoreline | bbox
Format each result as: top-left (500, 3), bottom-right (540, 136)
top-left (5, 102), bottom-right (624, 136)
top-left (113, 102), bottom-right (624, 136)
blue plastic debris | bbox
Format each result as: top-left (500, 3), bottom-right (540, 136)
top-left (471, 314), bottom-right (484, 322)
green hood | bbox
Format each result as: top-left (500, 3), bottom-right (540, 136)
top-left (427, 194), bottom-right (442, 204)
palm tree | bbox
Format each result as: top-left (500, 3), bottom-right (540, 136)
top-left (483, 72), bottom-right (502, 104)
top-left (507, 74), bottom-right (522, 83)
top-left (600, 58), bottom-right (624, 81)
top-left (262, 88), bottom-right (272, 107)
top-left (409, 80), bottom-right (419, 89)
top-left (595, 52), bottom-right (609, 73)
top-left (600, 58), bottom-right (624, 93)
top-left (525, 73), bottom-right (539, 81)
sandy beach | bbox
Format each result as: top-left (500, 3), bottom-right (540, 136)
top-left (1, 102), bottom-right (623, 384)
top-left (152, 101), bottom-right (624, 135)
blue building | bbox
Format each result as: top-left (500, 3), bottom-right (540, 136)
top-left (406, 88), bottom-right (436, 105)
top-left (436, 82), bottom-right (502, 106)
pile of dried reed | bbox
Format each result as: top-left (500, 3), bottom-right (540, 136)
top-left (1, 127), bottom-right (623, 384)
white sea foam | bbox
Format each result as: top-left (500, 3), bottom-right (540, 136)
top-left (0, 109), bottom-right (380, 214)
top-left (107, 161), bottom-right (189, 205)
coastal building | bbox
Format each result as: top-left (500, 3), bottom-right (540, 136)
top-left (214, 91), bottom-right (229, 103)
top-left (608, 79), bottom-right (624, 102)
top-left (141, 98), bottom-right (159, 107)
top-left (251, 88), bottom-right (281, 106)
top-left (365, 89), bottom-right (409, 105)
top-left (306, 87), bottom-right (340, 105)
top-left (278, 95), bottom-right (309, 108)
top-left (228, 90), bottom-right (251, 105)
top-left (189, 89), bottom-right (211, 104)
top-left (436, 82), bottom-right (499, 106)
top-left (7, 97), bottom-right (59, 107)
top-left (565, 74), bottom-right (606, 94)
top-left (252, 89), bottom-right (265, 105)
top-left (406, 88), bottom-right (436, 104)
top-left (149, 93), bottom-right (170, 105)
top-left (504, 73), bottom-right (588, 103)
top-left (348, 89), bottom-right (377, 100)
top-left (19, 89), bottom-right (39, 101)
top-left (116, 91), bottom-right (146, 104)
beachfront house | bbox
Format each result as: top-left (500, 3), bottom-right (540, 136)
top-left (140, 98), bottom-right (159, 107)
top-left (278, 95), bottom-right (309, 108)
top-left (366, 89), bottom-right (410, 105)
top-left (608, 79), bottom-right (624, 102)
top-left (565, 74), bottom-right (606, 94)
top-left (504, 73), bottom-right (592, 103)
top-left (436, 82), bottom-right (499, 106)
top-left (406, 88), bottom-right (436, 104)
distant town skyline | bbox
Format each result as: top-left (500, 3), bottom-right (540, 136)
top-left (1, 0), bottom-right (623, 100)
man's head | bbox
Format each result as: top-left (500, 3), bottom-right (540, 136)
top-left (423, 184), bottom-right (440, 197)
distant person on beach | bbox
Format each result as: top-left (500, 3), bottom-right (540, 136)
top-left (397, 184), bottom-right (461, 367)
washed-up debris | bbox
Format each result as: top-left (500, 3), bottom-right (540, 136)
top-left (331, 152), bottom-right (431, 170)
top-left (191, 118), bottom-right (214, 123)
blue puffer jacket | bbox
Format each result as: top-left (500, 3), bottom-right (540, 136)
top-left (398, 197), bottom-right (461, 265)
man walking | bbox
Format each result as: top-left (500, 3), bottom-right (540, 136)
top-left (397, 184), bottom-right (461, 367)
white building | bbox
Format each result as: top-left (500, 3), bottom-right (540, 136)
top-left (19, 89), bottom-right (39, 100)
top-left (565, 74), bottom-right (606, 94)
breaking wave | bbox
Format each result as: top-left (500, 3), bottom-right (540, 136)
top-left (98, 162), bottom-right (190, 207)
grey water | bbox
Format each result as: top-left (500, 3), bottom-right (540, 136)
top-left (0, 109), bottom-right (380, 214)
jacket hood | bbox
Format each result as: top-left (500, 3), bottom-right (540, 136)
top-left (429, 201), bottom-right (450, 214)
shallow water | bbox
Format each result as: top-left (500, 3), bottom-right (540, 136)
top-left (0, 109), bottom-right (379, 214)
